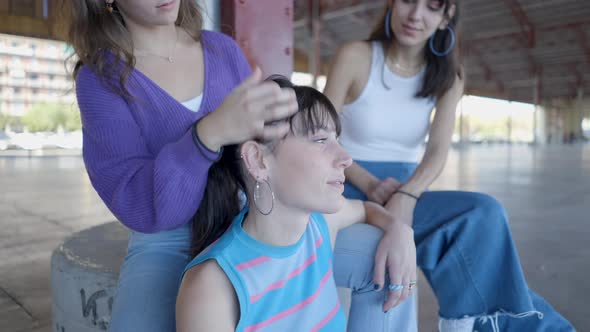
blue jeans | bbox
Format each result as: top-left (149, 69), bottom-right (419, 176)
top-left (108, 160), bottom-right (575, 332)
top-left (341, 160), bottom-right (575, 332)
top-left (108, 223), bottom-right (192, 332)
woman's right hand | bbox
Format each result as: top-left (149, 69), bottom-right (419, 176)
top-left (196, 67), bottom-right (299, 151)
top-left (373, 218), bottom-right (417, 311)
top-left (366, 177), bottom-right (401, 205)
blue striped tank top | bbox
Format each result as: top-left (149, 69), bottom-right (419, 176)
top-left (182, 208), bottom-right (346, 332)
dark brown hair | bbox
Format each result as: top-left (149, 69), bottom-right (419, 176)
top-left (60, 0), bottom-right (203, 96)
top-left (189, 76), bottom-right (341, 257)
top-left (369, 0), bottom-right (462, 100)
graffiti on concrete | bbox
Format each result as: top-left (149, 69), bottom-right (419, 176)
top-left (80, 288), bottom-right (113, 330)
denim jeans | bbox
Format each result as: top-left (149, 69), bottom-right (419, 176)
top-left (107, 160), bottom-right (575, 332)
top-left (341, 160), bottom-right (575, 332)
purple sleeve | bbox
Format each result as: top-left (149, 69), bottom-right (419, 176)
top-left (77, 67), bottom-right (217, 233)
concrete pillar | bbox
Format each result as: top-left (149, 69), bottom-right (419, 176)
top-left (544, 105), bottom-right (562, 144)
top-left (582, 98), bottom-right (590, 138)
top-left (575, 88), bottom-right (585, 140)
top-left (556, 107), bottom-right (565, 143)
top-left (559, 100), bottom-right (581, 143)
top-left (532, 76), bottom-right (539, 145)
top-left (534, 104), bottom-right (547, 145)
top-left (458, 98), bottom-right (465, 144)
top-left (507, 110), bottom-right (513, 143)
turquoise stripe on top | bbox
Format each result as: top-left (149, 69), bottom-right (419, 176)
top-left (182, 208), bottom-right (346, 332)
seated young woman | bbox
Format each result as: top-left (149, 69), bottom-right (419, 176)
top-left (175, 76), bottom-right (416, 332)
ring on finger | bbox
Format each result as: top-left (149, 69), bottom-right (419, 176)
top-left (388, 284), bottom-right (404, 292)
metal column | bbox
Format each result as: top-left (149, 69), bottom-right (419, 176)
top-left (221, 0), bottom-right (294, 78)
top-left (307, 0), bottom-right (321, 88)
top-left (532, 75), bottom-right (539, 145)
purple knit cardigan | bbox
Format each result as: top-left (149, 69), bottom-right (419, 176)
top-left (76, 30), bottom-right (251, 233)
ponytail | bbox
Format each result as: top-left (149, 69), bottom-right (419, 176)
top-left (189, 144), bottom-right (245, 257)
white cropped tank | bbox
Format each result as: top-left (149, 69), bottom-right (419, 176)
top-left (339, 41), bottom-right (436, 163)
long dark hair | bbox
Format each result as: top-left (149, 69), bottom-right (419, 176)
top-left (60, 0), bottom-right (203, 97)
top-left (369, 0), bottom-right (462, 100)
top-left (190, 76), bottom-right (341, 257)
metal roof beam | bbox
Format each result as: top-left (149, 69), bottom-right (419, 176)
top-left (502, 0), bottom-right (535, 48)
top-left (465, 45), bottom-right (505, 95)
top-left (574, 26), bottom-right (590, 65)
top-left (294, 0), bottom-right (383, 29)
top-left (464, 20), bottom-right (590, 44)
top-left (569, 63), bottom-right (584, 98)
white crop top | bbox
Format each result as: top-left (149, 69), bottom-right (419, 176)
top-left (339, 41), bottom-right (436, 163)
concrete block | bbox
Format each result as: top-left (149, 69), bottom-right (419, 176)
top-left (51, 222), bottom-right (127, 331)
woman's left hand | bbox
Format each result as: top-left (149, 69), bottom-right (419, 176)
top-left (373, 218), bottom-right (417, 312)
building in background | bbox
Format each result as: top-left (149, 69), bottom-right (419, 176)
top-left (0, 33), bottom-right (73, 117)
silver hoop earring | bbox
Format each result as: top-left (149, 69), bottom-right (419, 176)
top-left (253, 179), bottom-right (275, 215)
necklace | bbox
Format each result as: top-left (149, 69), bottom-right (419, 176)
top-left (381, 50), bottom-right (425, 90)
top-left (134, 28), bottom-right (178, 63)
top-left (384, 44), bottom-right (424, 76)
top-left (391, 60), bottom-right (423, 73)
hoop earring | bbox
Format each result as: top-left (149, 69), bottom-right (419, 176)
top-left (429, 26), bottom-right (455, 57)
top-left (384, 9), bottom-right (392, 39)
top-left (253, 179), bottom-right (275, 216)
top-left (105, 1), bottom-right (114, 13)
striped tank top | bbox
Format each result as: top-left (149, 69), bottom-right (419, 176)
top-left (183, 208), bottom-right (346, 332)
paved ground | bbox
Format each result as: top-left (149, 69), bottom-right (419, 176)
top-left (1, 144), bottom-right (588, 331)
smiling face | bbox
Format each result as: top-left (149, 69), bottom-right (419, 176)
top-left (240, 81), bottom-right (353, 216)
top-left (112, 0), bottom-right (181, 26)
top-left (389, 0), bottom-right (454, 48)
top-left (268, 117), bottom-right (352, 215)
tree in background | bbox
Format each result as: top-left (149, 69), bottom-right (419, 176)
top-left (21, 103), bottom-right (81, 132)
top-left (0, 112), bottom-right (9, 131)
top-left (0, 112), bottom-right (21, 132)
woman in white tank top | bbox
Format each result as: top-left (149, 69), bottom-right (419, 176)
top-left (324, 1), bottom-right (574, 331)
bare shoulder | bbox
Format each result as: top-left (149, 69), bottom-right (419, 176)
top-left (334, 41), bottom-right (372, 66)
top-left (326, 41), bottom-right (373, 107)
top-left (176, 260), bottom-right (238, 332)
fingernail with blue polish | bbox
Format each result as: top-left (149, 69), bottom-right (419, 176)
top-left (374, 284), bottom-right (380, 290)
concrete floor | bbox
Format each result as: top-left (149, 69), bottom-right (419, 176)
top-left (0, 144), bottom-right (588, 332)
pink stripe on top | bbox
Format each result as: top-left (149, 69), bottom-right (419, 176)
top-left (248, 234), bottom-right (325, 303)
top-left (236, 256), bottom-right (272, 271)
top-left (244, 267), bottom-right (333, 332)
top-left (250, 253), bottom-right (318, 303)
top-left (314, 235), bottom-right (323, 249)
top-left (310, 301), bottom-right (341, 332)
